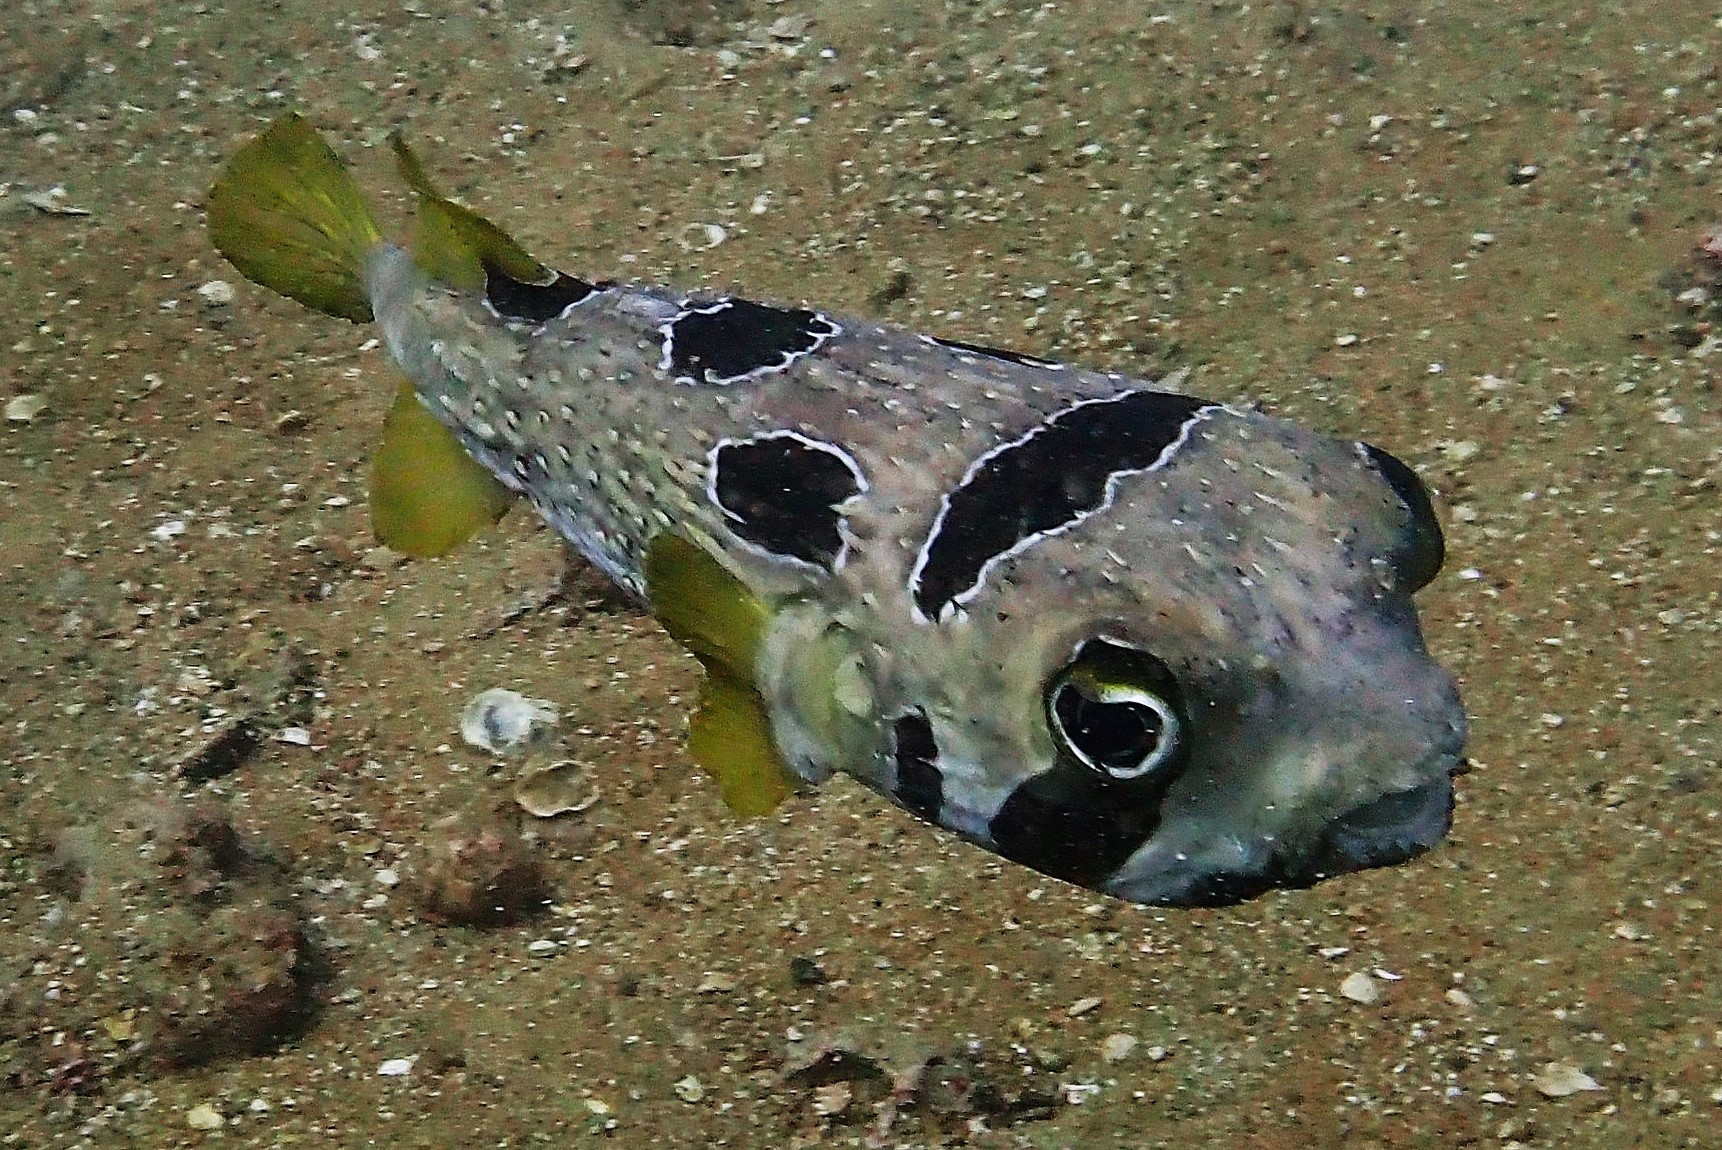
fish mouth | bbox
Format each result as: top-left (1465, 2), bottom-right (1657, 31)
top-left (1105, 760), bottom-right (1463, 908)
top-left (1287, 769), bottom-right (1457, 885)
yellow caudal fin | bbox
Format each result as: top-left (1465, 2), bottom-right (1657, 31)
top-left (371, 381), bottom-right (515, 557)
top-left (207, 113), bottom-right (382, 322)
top-left (387, 131), bottom-right (548, 291)
top-left (645, 533), bottom-right (797, 816)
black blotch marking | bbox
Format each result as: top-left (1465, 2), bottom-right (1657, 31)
top-left (990, 642), bottom-right (1189, 888)
top-left (1358, 441), bottom-right (1444, 591)
top-left (924, 334), bottom-right (1060, 369)
top-left (890, 713), bottom-right (943, 824)
top-left (712, 434), bottom-right (863, 568)
top-left (915, 390), bottom-right (1211, 618)
top-left (667, 298), bottom-right (838, 384)
top-left (483, 261), bottom-right (600, 323)
top-left (987, 746), bottom-right (1184, 889)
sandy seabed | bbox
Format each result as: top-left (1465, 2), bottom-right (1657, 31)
top-left (1, 2), bottom-right (1717, 1147)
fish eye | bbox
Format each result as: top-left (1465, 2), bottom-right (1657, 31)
top-left (1047, 641), bottom-right (1185, 781)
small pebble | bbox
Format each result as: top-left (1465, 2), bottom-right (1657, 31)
top-left (673, 1075), bottom-right (705, 1103)
top-left (1339, 971), bottom-right (1381, 1004)
top-left (185, 1103), bottom-right (224, 1130)
top-left (1101, 1033), bottom-right (1138, 1063)
top-left (812, 1081), bottom-right (851, 1117)
top-left (1533, 1062), bottom-right (1602, 1097)
top-left (1066, 996), bottom-right (1103, 1017)
top-left (5, 394), bottom-right (46, 423)
top-left (376, 1056), bottom-right (416, 1077)
top-left (196, 279), bottom-right (236, 306)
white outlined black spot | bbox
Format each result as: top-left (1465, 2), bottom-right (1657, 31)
top-left (910, 389), bottom-right (1219, 622)
top-left (481, 261), bottom-right (605, 325)
top-left (705, 431), bottom-right (868, 570)
top-left (659, 298), bottom-right (841, 385)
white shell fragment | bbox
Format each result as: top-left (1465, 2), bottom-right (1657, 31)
top-left (1532, 1062), bottom-right (1602, 1097)
top-left (459, 688), bottom-right (558, 754)
top-left (513, 760), bottom-right (600, 818)
top-left (1339, 971), bottom-right (1382, 1004)
top-left (22, 185), bottom-right (92, 215)
top-left (5, 394), bottom-right (46, 423)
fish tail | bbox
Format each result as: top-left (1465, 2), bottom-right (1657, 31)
top-left (207, 113), bottom-right (383, 322)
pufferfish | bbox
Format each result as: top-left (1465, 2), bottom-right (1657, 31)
top-left (207, 113), bottom-right (1466, 907)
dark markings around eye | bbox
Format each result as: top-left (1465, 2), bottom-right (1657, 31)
top-left (890, 713), bottom-right (943, 824)
top-left (660, 298), bottom-right (841, 385)
top-left (987, 725), bottom-right (1188, 889)
top-left (918, 333), bottom-right (1063, 370)
top-left (482, 261), bottom-right (602, 324)
top-left (1356, 441), bottom-right (1445, 592)
top-left (911, 389), bottom-right (1217, 622)
top-left (708, 431), bottom-right (867, 569)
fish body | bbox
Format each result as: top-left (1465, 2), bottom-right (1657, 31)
top-left (210, 115), bottom-right (1467, 906)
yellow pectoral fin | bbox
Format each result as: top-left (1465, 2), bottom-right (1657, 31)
top-left (645, 532), bottom-right (797, 816)
top-left (371, 382), bottom-right (515, 557)
top-left (686, 669), bottom-right (796, 817)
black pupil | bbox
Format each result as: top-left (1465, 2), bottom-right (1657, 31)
top-left (1054, 685), bottom-right (1164, 773)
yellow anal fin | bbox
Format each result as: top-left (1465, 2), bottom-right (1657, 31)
top-left (207, 112), bottom-right (382, 322)
top-left (387, 131), bottom-right (547, 291)
top-left (371, 381), bottom-right (515, 557)
top-left (645, 533), bottom-right (796, 816)
top-left (686, 671), bottom-right (796, 817)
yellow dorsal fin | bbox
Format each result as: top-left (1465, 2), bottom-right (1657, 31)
top-left (371, 381), bottom-right (515, 557)
top-left (207, 112), bottom-right (382, 322)
top-left (645, 533), bottom-right (796, 816)
top-left (386, 131), bottom-right (546, 291)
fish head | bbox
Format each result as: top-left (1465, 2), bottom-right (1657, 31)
top-left (877, 406), bottom-right (1466, 907)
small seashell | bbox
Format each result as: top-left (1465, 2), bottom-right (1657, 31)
top-left (460, 688), bottom-right (558, 754)
top-left (22, 185), bottom-right (92, 215)
top-left (513, 760), bottom-right (599, 818)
